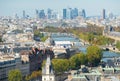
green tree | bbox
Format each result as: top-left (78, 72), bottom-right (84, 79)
top-left (69, 53), bottom-right (87, 69)
top-left (69, 54), bottom-right (80, 69)
top-left (0, 37), bottom-right (2, 42)
top-left (52, 59), bottom-right (69, 74)
top-left (116, 41), bottom-right (120, 50)
top-left (86, 45), bottom-right (103, 66)
top-left (8, 69), bottom-right (22, 81)
top-left (25, 70), bottom-right (42, 81)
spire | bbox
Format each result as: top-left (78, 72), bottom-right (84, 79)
top-left (46, 55), bottom-right (51, 66)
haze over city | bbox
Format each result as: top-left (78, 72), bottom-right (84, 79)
top-left (0, 0), bottom-right (120, 17)
top-left (0, 0), bottom-right (120, 81)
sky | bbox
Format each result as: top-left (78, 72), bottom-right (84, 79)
top-left (0, 0), bottom-right (120, 17)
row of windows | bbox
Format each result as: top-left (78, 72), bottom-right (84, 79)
top-left (0, 60), bottom-right (15, 66)
top-left (0, 65), bottom-right (15, 69)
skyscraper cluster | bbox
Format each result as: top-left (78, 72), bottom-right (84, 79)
top-left (21, 8), bottom-right (114, 20)
top-left (35, 9), bottom-right (59, 19)
top-left (63, 8), bottom-right (86, 19)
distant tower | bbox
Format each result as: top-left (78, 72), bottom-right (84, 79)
top-left (63, 9), bottom-right (67, 19)
top-left (42, 56), bottom-right (55, 81)
top-left (73, 8), bottom-right (78, 18)
top-left (47, 8), bottom-right (52, 19)
top-left (67, 8), bottom-right (72, 19)
top-left (82, 9), bottom-right (86, 18)
top-left (35, 9), bottom-right (39, 19)
top-left (39, 10), bottom-right (45, 19)
top-left (23, 10), bottom-right (26, 19)
top-left (108, 12), bottom-right (113, 19)
top-left (102, 9), bottom-right (106, 19)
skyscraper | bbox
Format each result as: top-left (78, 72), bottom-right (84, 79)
top-left (108, 12), bottom-right (113, 19)
top-left (102, 9), bottom-right (106, 19)
top-left (35, 9), bottom-right (39, 18)
top-left (23, 10), bottom-right (26, 19)
top-left (63, 9), bottom-right (67, 19)
top-left (82, 9), bottom-right (86, 18)
top-left (47, 8), bottom-right (52, 19)
top-left (74, 8), bottom-right (78, 18)
top-left (39, 10), bottom-right (45, 19)
top-left (71, 8), bottom-right (78, 19)
top-left (67, 8), bottom-right (72, 19)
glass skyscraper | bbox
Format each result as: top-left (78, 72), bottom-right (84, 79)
top-left (63, 9), bottom-right (67, 19)
top-left (102, 9), bottom-right (106, 19)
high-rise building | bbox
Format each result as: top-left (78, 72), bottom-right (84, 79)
top-left (39, 10), bottom-right (45, 19)
top-left (71, 8), bottom-right (78, 19)
top-left (35, 9), bottom-right (39, 18)
top-left (63, 9), bottom-right (67, 19)
top-left (82, 9), bottom-right (86, 18)
top-left (47, 8), bottom-right (52, 19)
top-left (73, 8), bottom-right (78, 18)
top-left (23, 10), bottom-right (26, 19)
top-left (108, 12), bottom-right (113, 19)
top-left (67, 8), bottom-right (72, 19)
top-left (102, 9), bottom-right (106, 19)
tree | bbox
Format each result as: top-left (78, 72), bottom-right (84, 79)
top-left (69, 54), bottom-right (80, 69)
top-left (25, 70), bottom-right (42, 81)
top-left (8, 69), bottom-right (22, 81)
top-left (86, 45), bottom-right (102, 66)
top-left (34, 29), bottom-right (40, 36)
top-left (0, 37), bottom-right (2, 42)
top-left (52, 59), bottom-right (69, 74)
top-left (69, 53), bottom-right (87, 70)
top-left (116, 41), bottom-right (120, 50)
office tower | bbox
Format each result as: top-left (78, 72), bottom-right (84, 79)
top-left (51, 12), bottom-right (57, 19)
top-left (14, 13), bottom-right (19, 19)
top-left (67, 8), bottom-right (72, 19)
top-left (63, 9), bottom-right (67, 19)
top-left (73, 8), bottom-right (78, 18)
top-left (23, 10), bottom-right (26, 19)
top-left (71, 8), bottom-right (78, 19)
top-left (35, 9), bottom-right (39, 18)
top-left (102, 9), bottom-right (106, 19)
top-left (47, 8), bottom-right (52, 19)
top-left (39, 10), bottom-right (45, 19)
top-left (108, 12), bottom-right (113, 19)
top-left (82, 9), bottom-right (86, 18)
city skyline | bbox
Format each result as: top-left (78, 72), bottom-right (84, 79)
top-left (0, 0), bottom-right (120, 17)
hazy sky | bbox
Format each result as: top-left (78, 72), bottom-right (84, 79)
top-left (0, 0), bottom-right (120, 17)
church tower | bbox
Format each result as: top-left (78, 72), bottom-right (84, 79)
top-left (42, 56), bottom-right (55, 81)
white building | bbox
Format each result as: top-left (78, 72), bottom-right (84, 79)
top-left (42, 56), bottom-right (55, 81)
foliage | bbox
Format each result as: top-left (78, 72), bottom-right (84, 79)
top-left (0, 37), bottom-right (2, 42)
top-left (78, 32), bottom-right (114, 45)
top-left (42, 60), bottom-right (46, 67)
top-left (86, 45), bottom-right (103, 66)
top-left (34, 29), bottom-right (43, 38)
top-left (8, 69), bottom-right (22, 81)
top-left (116, 41), bottom-right (120, 50)
top-left (41, 36), bottom-right (48, 42)
top-left (69, 53), bottom-right (87, 69)
top-left (34, 29), bottom-right (48, 41)
top-left (25, 70), bottom-right (42, 81)
top-left (52, 59), bottom-right (69, 74)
